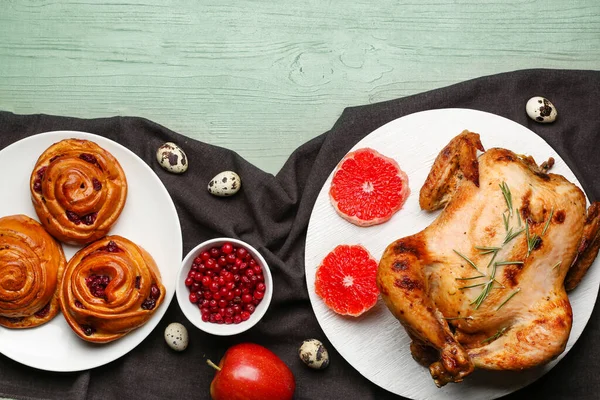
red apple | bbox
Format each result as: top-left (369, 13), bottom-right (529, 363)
top-left (208, 343), bottom-right (295, 400)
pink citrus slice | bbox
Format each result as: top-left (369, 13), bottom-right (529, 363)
top-left (329, 148), bottom-right (410, 227)
top-left (315, 244), bottom-right (379, 316)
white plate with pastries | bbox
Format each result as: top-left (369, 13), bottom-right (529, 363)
top-left (0, 131), bottom-right (182, 372)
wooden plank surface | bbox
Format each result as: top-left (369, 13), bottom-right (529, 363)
top-left (1, 0), bottom-right (598, 174)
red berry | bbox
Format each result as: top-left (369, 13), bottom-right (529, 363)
top-left (233, 315), bottom-right (242, 324)
top-left (225, 317), bottom-right (233, 324)
top-left (234, 258), bottom-right (242, 268)
top-left (194, 256), bottom-right (203, 264)
top-left (226, 253), bottom-right (236, 264)
top-left (201, 251), bottom-right (210, 261)
top-left (242, 294), bottom-right (253, 303)
top-left (221, 243), bottom-right (234, 254)
top-left (213, 292), bottom-right (222, 300)
top-left (256, 283), bottom-right (266, 292)
top-left (245, 304), bottom-right (255, 313)
top-left (236, 248), bottom-right (247, 258)
top-left (218, 299), bottom-right (227, 308)
top-left (253, 265), bottom-right (262, 274)
top-left (209, 300), bottom-right (217, 308)
top-left (191, 282), bottom-right (201, 292)
top-left (203, 292), bottom-right (212, 300)
top-left (194, 273), bottom-right (204, 283)
top-left (234, 288), bottom-right (241, 297)
top-left (254, 291), bottom-right (264, 300)
top-left (202, 276), bottom-right (211, 287)
top-left (210, 247), bottom-right (220, 258)
top-left (202, 313), bottom-right (210, 322)
top-left (185, 277), bottom-right (194, 286)
top-left (189, 293), bottom-right (199, 303)
top-left (209, 282), bottom-right (219, 292)
top-left (214, 313), bottom-right (223, 322)
top-left (225, 291), bottom-right (234, 301)
top-left (217, 256), bottom-right (227, 267)
top-left (240, 311), bottom-right (250, 321)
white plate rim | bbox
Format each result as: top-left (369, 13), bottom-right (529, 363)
top-left (0, 130), bottom-right (182, 372)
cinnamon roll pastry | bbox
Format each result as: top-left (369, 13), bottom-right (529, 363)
top-left (30, 138), bottom-right (128, 245)
top-left (0, 215), bottom-right (66, 328)
top-left (60, 235), bottom-right (165, 343)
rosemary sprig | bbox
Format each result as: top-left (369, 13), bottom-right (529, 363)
top-left (481, 326), bottom-right (508, 343)
top-left (503, 227), bottom-right (525, 245)
top-left (542, 207), bottom-right (554, 236)
top-left (495, 260), bottom-right (524, 266)
top-left (475, 246), bottom-right (501, 255)
top-left (516, 208), bottom-right (522, 227)
top-left (496, 288), bottom-right (521, 310)
top-left (525, 220), bottom-right (540, 257)
top-left (453, 249), bottom-right (483, 274)
top-left (460, 281), bottom-right (490, 290)
top-left (502, 211), bottom-right (509, 232)
top-left (472, 261), bottom-right (498, 309)
top-left (455, 275), bottom-right (486, 280)
top-left (444, 316), bottom-right (474, 321)
top-left (499, 182), bottom-right (513, 217)
top-left (552, 261), bottom-right (562, 272)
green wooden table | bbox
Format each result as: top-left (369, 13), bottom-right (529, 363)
top-left (1, 1), bottom-right (598, 174)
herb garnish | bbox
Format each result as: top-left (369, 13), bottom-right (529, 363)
top-left (542, 207), bottom-right (554, 236)
top-left (481, 326), bottom-right (508, 343)
top-left (499, 182), bottom-right (513, 217)
top-left (496, 288), bottom-right (521, 310)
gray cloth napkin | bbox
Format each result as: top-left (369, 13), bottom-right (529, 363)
top-left (0, 69), bottom-right (599, 400)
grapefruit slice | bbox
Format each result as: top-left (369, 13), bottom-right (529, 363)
top-left (329, 147), bottom-right (410, 227)
top-left (315, 244), bottom-right (379, 316)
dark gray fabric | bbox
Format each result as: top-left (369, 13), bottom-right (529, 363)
top-left (0, 68), bottom-right (599, 400)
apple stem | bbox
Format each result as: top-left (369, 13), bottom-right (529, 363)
top-left (206, 359), bottom-right (222, 371)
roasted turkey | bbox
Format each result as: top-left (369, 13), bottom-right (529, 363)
top-left (377, 131), bottom-right (600, 387)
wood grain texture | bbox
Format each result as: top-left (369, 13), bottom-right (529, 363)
top-left (0, 0), bottom-right (598, 174)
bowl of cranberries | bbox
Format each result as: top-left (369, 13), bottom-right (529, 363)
top-left (176, 238), bottom-right (273, 335)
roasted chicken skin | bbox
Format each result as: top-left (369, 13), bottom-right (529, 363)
top-left (377, 131), bottom-right (600, 387)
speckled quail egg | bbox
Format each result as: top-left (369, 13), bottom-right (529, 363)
top-left (207, 171), bottom-right (241, 196)
top-left (526, 96), bottom-right (557, 123)
top-left (156, 142), bottom-right (188, 173)
top-left (299, 339), bottom-right (329, 370)
top-left (164, 322), bottom-right (189, 351)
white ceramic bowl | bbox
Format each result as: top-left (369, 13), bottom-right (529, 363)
top-left (176, 238), bottom-right (273, 336)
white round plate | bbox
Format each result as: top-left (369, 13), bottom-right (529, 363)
top-left (0, 131), bottom-right (182, 372)
top-left (305, 109), bottom-right (600, 400)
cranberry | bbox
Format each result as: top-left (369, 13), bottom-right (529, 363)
top-left (240, 262), bottom-right (248, 270)
top-left (242, 294), bottom-right (253, 303)
top-left (86, 274), bottom-right (111, 299)
top-left (256, 283), bottom-right (266, 292)
top-left (234, 288), bottom-right (241, 297)
top-left (66, 210), bottom-right (81, 225)
top-left (253, 265), bottom-right (262, 274)
top-left (201, 313), bottom-right (210, 322)
top-left (210, 247), bottom-right (220, 258)
top-left (214, 313), bottom-right (223, 323)
top-left (236, 248), bottom-right (247, 258)
top-left (75, 300), bottom-right (85, 309)
top-left (254, 291), bottom-right (264, 300)
top-left (34, 302), bottom-right (51, 318)
top-left (141, 298), bottom-right (156, 310)
top-left (225, 253), bottom-right (236, 264)
top-left (201, 251), bottom-right (210, 261)
top-left (205, 259), bottom-right (216, 269)
top-left (189, 293), bottom-right (199, 303)
top-left (217, 256), bottom-right (227, 267)
top-left (191, 282), bottom-right (201, 292)
top-left (150, 284), bottom-right (160, 300)
top-left (81, 324), bottom-right (96, 336)
top-left (240, 311), bottom-right (250, 321)
top-left (79, 153), bottom-right (98, 165)
top-left (201, 276), bottom-right (211, 287)
top-left (209, 282), bottom-right (219, 292)
top-left (203, 292), bottom-right (212, 300)
top-left (104, 241), bottom-right (120, 252)
top-left (225, 317), bottom-right (233, 324)
top-left (213, 292), bottom-right (222, 300)
top-left (245, 304), bottom-right (255, 314)
top-left (218, 299), bottom-right (227, 308)
top-left (209, 299), bottom-right (217, 308)
top-left (92, 178), bottom-right (102, 191)
top-left (245, 269), bottom-right (255, 277)
top-left (233, 315), bottom-right (242, 324)
top-left (200, 299), bottom-right (210, 308)
top-left (33, 180), bottom-right (42, 193)
top-left (82, 212), bottom-right (97, 226)
top-left (221, 243), bottom-right (234, 254)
